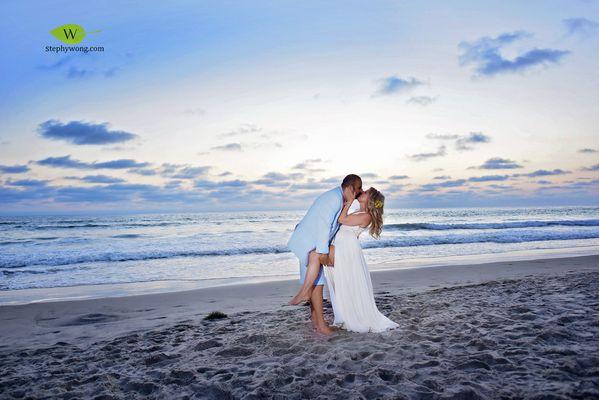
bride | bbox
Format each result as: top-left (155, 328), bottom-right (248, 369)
top-left (291, 186), bottom-right (399, 333)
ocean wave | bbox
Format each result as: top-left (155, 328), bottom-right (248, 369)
top-left (385, 219), bottom-right (599, 231)
top-left (363, 229), bottom-right (599, 249)
top-left (0, 246), bottom-right (290, 269)
top-left (31, 221), bottom-right (182, 230)
top-left (2, 229), bottom-right (599, 269)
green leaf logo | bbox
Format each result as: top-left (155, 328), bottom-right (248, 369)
top-left (50, 24), bottom-right (86, 45)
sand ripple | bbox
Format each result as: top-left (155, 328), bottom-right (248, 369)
top-left (1, 270), bottom-right (598, 399)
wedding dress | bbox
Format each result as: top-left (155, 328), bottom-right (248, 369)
top-left (323, 216), bottom-right (399, 333)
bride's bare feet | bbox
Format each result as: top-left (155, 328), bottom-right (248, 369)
top-left (314, 321), bottom-right (335, 335)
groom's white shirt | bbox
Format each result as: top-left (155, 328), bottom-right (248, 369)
top-left (287, 186), bottom-right (344, 285)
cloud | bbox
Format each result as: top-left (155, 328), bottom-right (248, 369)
top-left (66, 66), bottom-right (94, 79)
top-left (252, 171), bottom-right (302, 188)
top-left (417, 179), bottom-right (467, 192)
top-left (0, 164), bottom-right (30, 173)
top-left (360, 172), bottom-right (379, 179)
top-left (219, 123), bottom-right (261, 138)
top-left (5, 179), bottom-right (49, 187)
top-left (563, 18), bottom-right (599, 38)
top-left (407, 96), bottom-right (436, 106)
top-left (433, 175), bottom-right (451, 180)
top-left (37, 55), bottom-right (73, 71)
top-left (458, 30), bottom-right (570, 77)
top-left (375, 76), bottom-right (424, 95)
top-left (292, 159), bottom-right (326, 173)
top-left (523, 169), bottom-right (570, 177)
top-left (211, 143), bottom-right (242, 151)
top-left (426, 134), bottom-right (459, 140)
top-left (455, 132), bottom-right (491, 150)
top-left (578, 148), bottom-right (597, 153)
top-left (468, 174), bottom-right (510, 182)
top-left (80, 175), bottom-right (126, 184)
top-left (194, 179), bottom-right (249, 190)
top-left (470, 157), bottom-right (523, 170)
top-left (407, 145), bottom-right (447, 161)
top-left (126, 163), bottom-right (211, 179)
top-left (426, 132), bottom-right (490, 151)
top-left (582, 163), bottom-right (599, 171)
top-left (388, 175), bottom-right (409, 180)
top-left (38, 119), bottom-right (137, 145)
top-left (169, 166), bottom-right (211, 179)
top-left (128, 168), bottom-right (158, 176)
top-left (36, 155), bottom-right (150, 170)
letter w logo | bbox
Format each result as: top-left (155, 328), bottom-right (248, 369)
top-left (63, 28), bottom-right (78, 40)
top-left (50, 24), bottom-right (87, 45)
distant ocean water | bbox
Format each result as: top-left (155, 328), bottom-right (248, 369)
top-left (1, 206), bottom-right (599, 293)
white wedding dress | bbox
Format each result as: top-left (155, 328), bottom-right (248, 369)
top-left (323, 215), bottom-right (399, 333)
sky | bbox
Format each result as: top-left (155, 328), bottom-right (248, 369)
top-left (0, 0), bottom-right (598, 214)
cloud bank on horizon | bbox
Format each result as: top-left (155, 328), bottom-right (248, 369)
top-left (0, 0), bottom-right (598, 213)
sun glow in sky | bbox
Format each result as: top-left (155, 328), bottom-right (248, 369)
top-left (1, 0), bottom-right (598, 214)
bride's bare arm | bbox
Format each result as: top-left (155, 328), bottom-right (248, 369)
top-left (338, 200), bottom-right (370, 226)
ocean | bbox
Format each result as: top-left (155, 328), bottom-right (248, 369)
top-left (1, 206), bottom-right (599, 299)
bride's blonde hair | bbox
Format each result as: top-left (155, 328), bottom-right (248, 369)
top-left (366, 187), bottom-right (384, 239)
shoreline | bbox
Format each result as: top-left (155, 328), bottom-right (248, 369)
top-left (1, 253), bottom-right (598, 351)
top-left (2, 244), bottom-right (599, 306)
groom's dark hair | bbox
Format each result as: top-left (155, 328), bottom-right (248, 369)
top-left (341, 174), bottom-right (362, 188)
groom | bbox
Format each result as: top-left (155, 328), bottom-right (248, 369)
top-left (287, 174), bottom-right (363, 334)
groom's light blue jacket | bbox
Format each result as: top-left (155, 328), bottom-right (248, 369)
top-left (287, 186), bottom-right (344, 260)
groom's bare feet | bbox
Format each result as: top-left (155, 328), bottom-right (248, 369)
top-left (288, 288), bottom-right (312, 306)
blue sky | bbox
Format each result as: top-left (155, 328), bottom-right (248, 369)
top-left (0, 0), bottom-right (598, 214)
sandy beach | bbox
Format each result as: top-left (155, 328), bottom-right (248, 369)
top-left (1, 254), bottom-right (598, 399)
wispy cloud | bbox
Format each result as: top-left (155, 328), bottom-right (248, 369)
top-left (374, 76), bottom-right (424, 95)
top-left (218, 123), bottom-right (261, 138)
top-left (468, 174), bottom-right (510, 182)
top-left (79, 175), bottom-right (126, 184)
top-left (563, 17), bottom-right (599, 38)
top-left (455, 132), bottom-right (491, 150)
top-left (292, 158), bottom-right (326, 173)
top-left (426, 132), bottom-right (490, 151)
top-left (470, 157), bottom-right (523, 170)
top-left (582, 163), bottom-right (599, 171)
top-left (407, 146), bottom-right (447, 161)
top-left (522, 169), bottom-right (570, 177)
top-left (5, 179), bottom-right (49, 187)
top-left (417, 179), bottom-right (467, 191)
top-left (36, 155), bottom-right (150, 170)
top-left (578, 148), bottom-right (597, 153)
top-left (407, 96), bottom-right (436, 106)
top-left (458, 30), bottom-right (570, 77)
top-left (388, 175), bottom-right (409, 180)
top-left (211, 143), bottom-right (242, 151)
top-left (0, 164), bottom-right (30, 173)
top-left (37, 120), bottom-right (137, 145)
